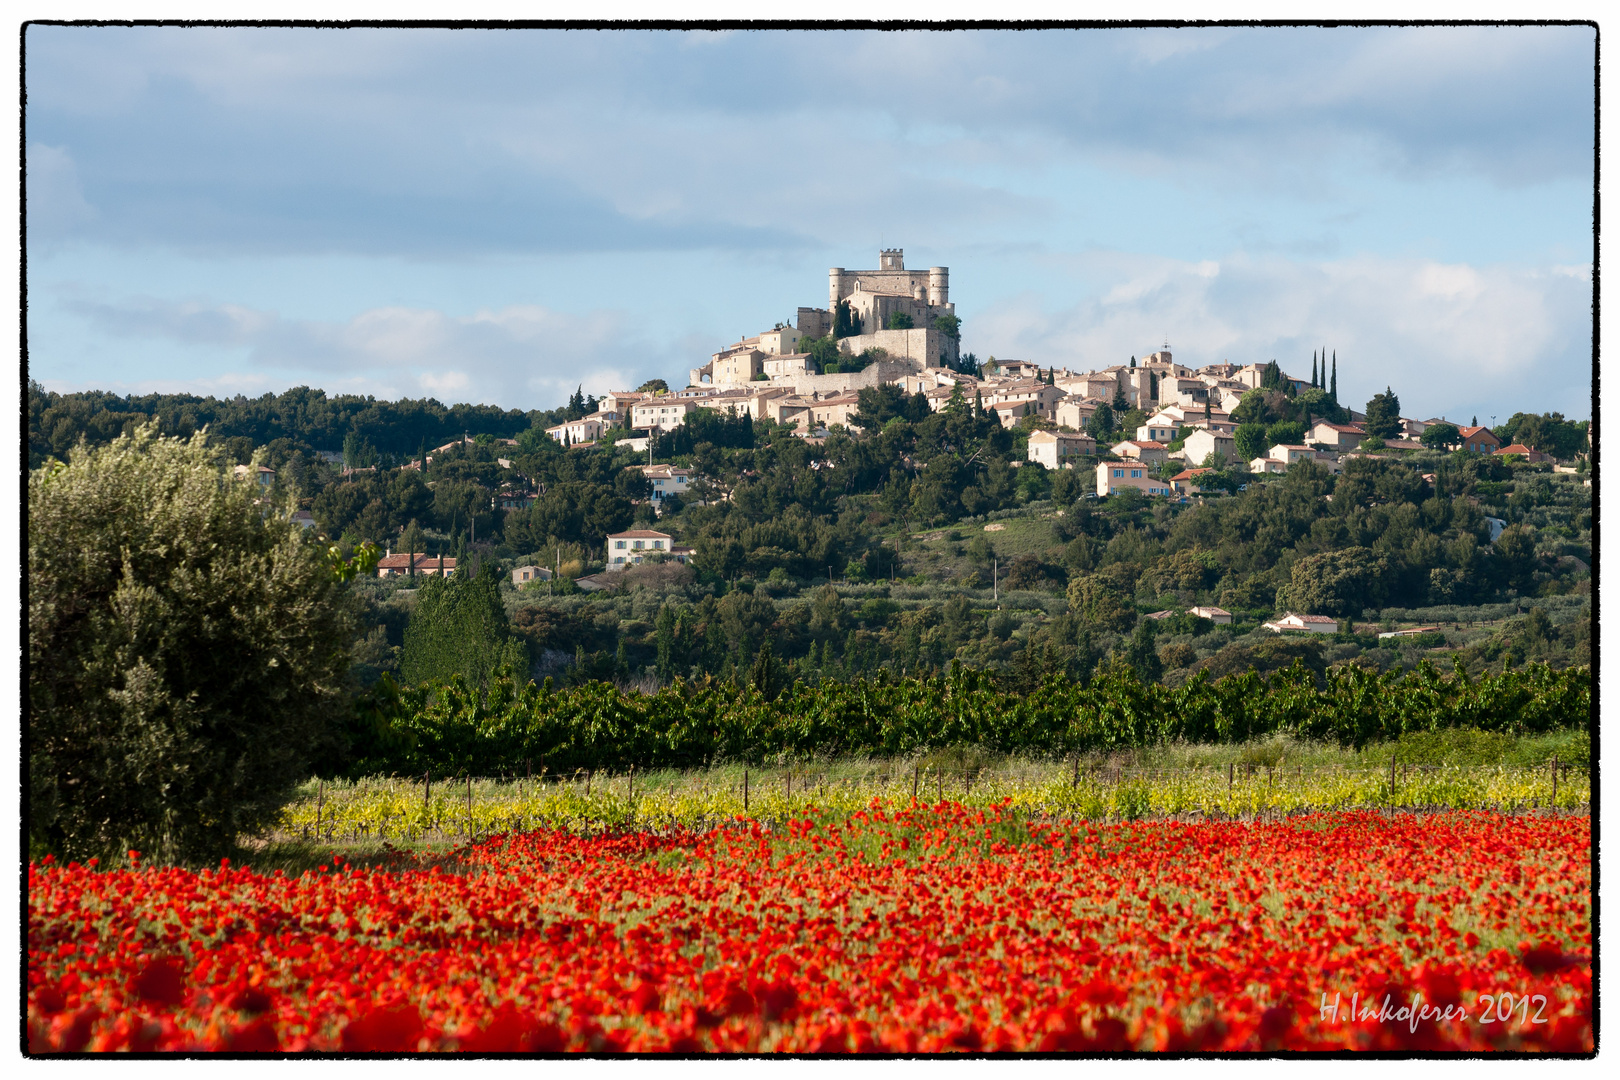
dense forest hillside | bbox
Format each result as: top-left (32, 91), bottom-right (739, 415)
top-left (29, 380), bottom-right (1591, 692)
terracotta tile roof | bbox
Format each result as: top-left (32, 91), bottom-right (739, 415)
top-left (377, 553), bottom-right (456, 570)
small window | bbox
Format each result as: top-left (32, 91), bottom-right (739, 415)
top-left (615, 540), bottom-right (626, 550)
top-left (1131, 469), bottom-right (1141, 478)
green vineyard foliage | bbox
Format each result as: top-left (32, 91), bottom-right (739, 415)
top-left (327, 657), bottom-right (1590, 779)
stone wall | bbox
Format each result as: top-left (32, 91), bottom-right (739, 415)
top-left (768, 357), bottom-right (922, 397)
top-left (836, 327), bottom-right (958, 366)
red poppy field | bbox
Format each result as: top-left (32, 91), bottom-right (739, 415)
top-left (28, 806), bottom-right (1591, 1054)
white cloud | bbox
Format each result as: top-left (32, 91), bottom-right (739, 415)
top-left (59, 296), bottom-right (687, 410)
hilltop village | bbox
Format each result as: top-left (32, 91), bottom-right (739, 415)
top-left (546, 248), bottom-right (1526, 500)
top-left (25, 246), bottom-right (1591, 692)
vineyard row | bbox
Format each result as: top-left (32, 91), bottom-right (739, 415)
top-left (333, 658), bottom-right (1591, 778)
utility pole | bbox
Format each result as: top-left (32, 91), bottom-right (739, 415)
top-left (993, 557), bottom-right (998, 604)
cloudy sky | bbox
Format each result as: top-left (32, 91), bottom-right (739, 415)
top-left (25, 24), bottom-right (1596, 421)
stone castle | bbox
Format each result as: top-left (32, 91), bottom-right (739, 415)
top-left (689, 248), bottom-right (959, 393)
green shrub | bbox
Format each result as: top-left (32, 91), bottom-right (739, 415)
top-left (28, 424), bottom-right (355, 863)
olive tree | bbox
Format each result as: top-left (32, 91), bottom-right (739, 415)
top-left (29, 425), bottom-right (356, 863)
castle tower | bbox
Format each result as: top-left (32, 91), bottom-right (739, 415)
top-left (880, 248), bottom-right (904, 271)
top-left (828, 268), bottom-right (846, 318)
top-left (929, 266), bottom-right (949, 307)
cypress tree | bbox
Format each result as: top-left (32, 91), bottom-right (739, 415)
top-left (655, 602), bottom-right (677, 681)
top-left (402, 562), bottom-right (527, 689)
top-left (1330, 352), bottom-right (1338, 402)
top-left (1311, 352), bottom-right (1318, 387)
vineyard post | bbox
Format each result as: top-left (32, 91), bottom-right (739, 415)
top-left (316, 778), bottom-right (323, 839)
top-left (424, 771), bottom-right (430, 814)
top-left (913, 763), bottom-right (920, 804)
top-left (466, 775), bottom-right (472, 836)
top-left (1073, 756), bottom-right (1080, 789)
top-left (785, 769), bottom-right (791, 805)
top-left (1551, 755), bottom-right (1558, 810)
top-left (1227, 762), bottom-right (1233, 802)
top-left (586, 770), bottom-right (592, 797)
top-left (744, 768), bottom-right (750, 814)
top-left (1389, 754), bottom-right (1397, 812)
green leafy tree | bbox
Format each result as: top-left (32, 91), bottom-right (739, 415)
top-left (401, 562), bottom-right (528, 688)
top-left (341, 431), bottom-right (377, 469)
top-left (1230, 389), bottom-right (1271, 426)
top-left (885, 311), bottom-right (915, 330)
top-left (1123, 619), bottom-right (1164, 684)
top-left (655, 601), bottom-right (678, 681)
top-left (1085, 402), bottom-right (1115, 441)
top-left (853, 383), bottom-right (929, 429)
top-left (931, 314), bottom-right (960, 339)
top-left (1284, 547), bottom-right (1389, 617)
top-left (1420, 422), bottom-right (1462, 450)
top-left (833, 300), bottom-right (863, 338)
top-left (1497, 412), bottom-right (1589, 459)
top-left (801, 334), bottom-right (842, 374)
top-left (1363, 387), bottom-right (1402, 440)
top-left (1265, 420), bottom-right (1304, 447)
top-left (1234, 423), bottom-right (1269, 463)
top-left (1065, 573), bottom-right (1137, 634)
top-left (29, 424), bottom-right (355, 862)
top-left (636, 379), bottom-right (670, 394)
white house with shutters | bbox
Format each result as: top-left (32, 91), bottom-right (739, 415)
top-left (605, 529), bottom-right (695, 569)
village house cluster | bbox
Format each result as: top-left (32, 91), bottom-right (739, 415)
top-left (546, 249), bottom-right (1535, 507)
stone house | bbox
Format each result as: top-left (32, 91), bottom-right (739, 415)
top-left (1168, 467), bottom-right (1215, 495)
top-left (511, 565), bottom-right (553, 585)
top-left (1111, 440), bottom-right (1169, 464)
top-left (547, 413), bottom-right (614, 445)
top-left (1493, 443), bottom-right (1553, 463)
top-left (606, 529), bottom-right (694, 570)
top-left (1262, 612), bottom-right (1339, 634)
top-left (631, 398), bottom-right (700, 433)
top-left (1055, 397), bottom-right (1107, 431)
top-left (1307, 420), bottom-right (1368, 450)
top-left (1179, 428), bottom-right (1236, 467)
top-left (376, 552), bottom-right (457, 578)
top-left (1026, 430), bottom-right (1096, 469)
top-left (991, 399), bottom-right (1045, 428)
top-left (639, 463), bottom-right (693, 504)
top-left (1459, 426), bottom-right (1503, 454)
top-left (1096, 462), bottom-right (1172, 498)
